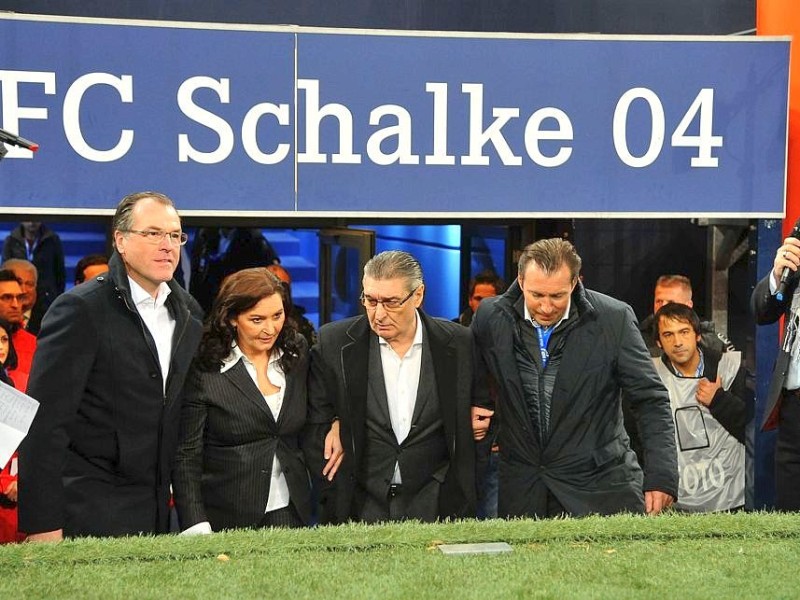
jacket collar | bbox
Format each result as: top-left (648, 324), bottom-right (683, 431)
top-left (502, 278), bottom-right (595, 324)
top-left (11, 223), bottom-right (56, 243)
top-left (109, 251), bottom-right (188, 313)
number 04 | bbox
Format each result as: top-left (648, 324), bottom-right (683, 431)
top-left (613, 87), bottom-right (723, 168)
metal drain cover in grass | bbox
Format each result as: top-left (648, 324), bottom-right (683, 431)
top-left (437, 542), bottom-right (513, 555)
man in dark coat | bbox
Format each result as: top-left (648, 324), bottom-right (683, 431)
top-left (19, 192), bottom-right (203, 541)
top-left (306, 250), bottom-right (476, 524)
top-left (471, 238), bottom-right (678, 518)
top-left (751, 235), bottom-right (800, 509)
top-left (2, 222), bottom-right (66, 322)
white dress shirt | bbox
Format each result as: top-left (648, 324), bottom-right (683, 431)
top-left (379, 310), bottom-right (424, 483)
top-left (128, 277), bottom-right (175, 394)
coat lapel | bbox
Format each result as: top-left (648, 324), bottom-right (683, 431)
top-left (424, 313), bottom-right (457, 446)
top-left (367, 334), bottom-right (392, 427)
top-left (410, 322), bottom-right (434, 425)
top-left (222, 359), bottom-right (278, 427)
top-left (341, 317), bottom-right (371, 435)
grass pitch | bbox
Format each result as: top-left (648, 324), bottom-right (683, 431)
top-left (2, 512), bottom-right (798, 599)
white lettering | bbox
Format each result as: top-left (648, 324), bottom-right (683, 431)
top-left (424, 82), bottom-right (455, 165)
top-left (461, 83), bottom-right (521, 166)
top-left (63, 73), bottom-right (134, 162)
top-left (241, 102), bottom-right (291, 165)
top-left (613, 87), bottom-right (664, 168)
top-left (0, 70), bottom-right (56, 159)
top-left (366, 104), bottom-right (419, 166)
top-left (177, 77), bottom-right (234, 164)
top-left (297, 79), bottom-right (361, 164)
top-left (524, 107), bottom-right (573, 167)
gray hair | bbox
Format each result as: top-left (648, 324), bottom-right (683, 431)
top-left (1, 258), bottom-right (37, 283)
top-left (518, 238), bottom-right (582, 281)
top-left (112, 191), bottom-right (176, 249)
top-left (363, 250), bottom-right (424, 292)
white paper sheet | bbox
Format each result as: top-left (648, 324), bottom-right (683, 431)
top-left (0, 379), bottom-right (39, 467)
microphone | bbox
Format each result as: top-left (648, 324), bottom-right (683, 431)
top-left (776, 217), bottom-right (800, 302)
top-left (0, 127), bottom-right (39, 152)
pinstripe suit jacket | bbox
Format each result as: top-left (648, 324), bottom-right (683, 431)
top-left (173, 334), bottom-right (311, 531)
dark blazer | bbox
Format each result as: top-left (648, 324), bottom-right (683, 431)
top-left (752, 273), bottom-right (795, 430)
top-left (18, 252), bottom-right (204, 537)
top-left (472, 280), bottom-right (678, 518)
top-left (173, 335), bottom-right (312, 531)
top-left (306, 312), bottom-right (476, 523)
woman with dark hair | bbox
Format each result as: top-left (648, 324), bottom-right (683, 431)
top-left (0, 318), bottom-right (25, 543)
top-left (173, 268), bottom-right (325, 532)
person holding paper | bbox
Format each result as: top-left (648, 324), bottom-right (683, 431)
top-left (0, 318), bottom-right (25, 543)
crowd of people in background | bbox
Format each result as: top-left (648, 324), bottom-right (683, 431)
top-left (0, 189), bottom-right (792, 544)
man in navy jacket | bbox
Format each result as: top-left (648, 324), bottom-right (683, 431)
top-left (472, 238), bottom-right (678, 518)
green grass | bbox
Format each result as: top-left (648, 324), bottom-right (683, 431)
top-left (2, 512), bottom-right (799, 599)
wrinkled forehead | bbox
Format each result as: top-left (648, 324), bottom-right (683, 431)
top-left (130, 198), bottom-right (181, 228)
top-left (362, 276), bottom-right (412, 297)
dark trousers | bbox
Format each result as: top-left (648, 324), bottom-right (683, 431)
top-left (258, 504), bottom-right (304, 529)
top-left (360, 485), bottom-right (403, 523)
top-left (776, 392), bottom-right (800, 510)
top-left (476, 439), bottom-right (499, 519)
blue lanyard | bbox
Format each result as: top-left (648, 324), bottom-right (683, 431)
top-left (25, 238), bottom-right (37, 262)
top-left (533, 322), bottom-right (554, 368)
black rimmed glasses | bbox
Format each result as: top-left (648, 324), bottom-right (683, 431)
top-left (0, 293), bottom-right (27, 304)
top-left (122, 229), bottom-right (189, 246)
top-left (360, 286), bottom-right (419, 311)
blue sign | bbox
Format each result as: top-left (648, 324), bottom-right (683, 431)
top-left (0, 15), bottom-right (790, 217)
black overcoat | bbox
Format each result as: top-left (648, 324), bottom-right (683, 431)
top-left (19, 252), bottom-right (203, 537)
top-left (471, 280), bottom-right (678, 518)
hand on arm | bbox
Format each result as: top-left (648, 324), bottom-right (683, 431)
top-left (322, 419), bottom-right (344, 481)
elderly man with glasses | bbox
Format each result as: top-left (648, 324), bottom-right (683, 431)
top-left (0, 269), bottom-right (36, 376)
top-left (306, 250), bottom-right (476, 524)
top-left (19, 192), bottom-right (203, 541)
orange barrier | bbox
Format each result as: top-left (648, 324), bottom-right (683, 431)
top-left (758, 0), bottom-right (800, 235)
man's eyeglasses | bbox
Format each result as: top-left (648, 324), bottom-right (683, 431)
top-left (122, 229), bottom-right (189, 246)
top-left (0, 293), bottom-right (27, 304)
top-left (360, 287), bottom-right (419, 311)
